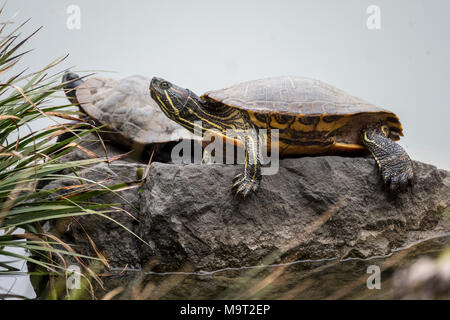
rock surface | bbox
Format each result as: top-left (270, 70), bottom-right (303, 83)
top-left (43, 160), bottom-right (145, 268)
top-left (37, 139), bottom-right (450, 298)
top-left (138, 157), bottom-right (449, 271)
top-left (44, 138), bottom-right (450, 268)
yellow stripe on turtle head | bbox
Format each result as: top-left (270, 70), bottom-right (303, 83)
top-left (164, 90), bottom-right (179, 116)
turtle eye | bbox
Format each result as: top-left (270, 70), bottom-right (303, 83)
top-left (160, 81), bottom-right (170, 90)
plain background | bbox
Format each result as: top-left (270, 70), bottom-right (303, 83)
top-left (1, 0), bottom-right (449, 298)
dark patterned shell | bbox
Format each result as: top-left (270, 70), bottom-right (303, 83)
top-left (75, 76), bottom-right (198, 145)
top-left (203, 76), bottom-right (403, 138)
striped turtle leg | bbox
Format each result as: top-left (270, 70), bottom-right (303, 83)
top-left (362, 125), bottom-right (415, 192)
top-left (232, 129), bottom-right (262, 198)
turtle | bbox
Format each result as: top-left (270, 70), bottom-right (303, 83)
top-left (62, 72), bottom-right (199, 161)
top-left (149, 76), bottom-right (415, 197)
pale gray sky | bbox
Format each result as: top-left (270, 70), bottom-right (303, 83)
top-left (1, 0), bottom-right (449, 298)
top-left (3, 0), bottom-right (450, 170)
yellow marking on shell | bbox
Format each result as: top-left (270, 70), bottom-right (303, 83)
top-left (332, 142), bottom-right (365, 151)
top-left (277, 143), bottom-right (332, 156)
top-left (387, 121), bottom-right (402, 130)
top-left (248, 112), bottom-right (266, 128)
top-left (268, 115), bottom-right (291, 129)
top-left (290, 115), bottom-right (315, 132)
top-left (316, 114), bottom-right (351, 134)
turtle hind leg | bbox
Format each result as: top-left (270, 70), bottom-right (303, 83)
top-left (362, 125), bottom-right (415, 192)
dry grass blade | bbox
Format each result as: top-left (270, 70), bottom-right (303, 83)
top-left (101, 286), bottom-right (124, 300)
top-left (43, 111), bottom-right (82, 121)
top-left (141, 146), bottom-right (155, 182)
top-left (74, 218), bottom-right (110, 269)
top-left (0, 115), bottom-right (20, 121)
top-left (41, 233), bottom-right (104, 290)
top-left (62, 142), bottom-right (99, 158)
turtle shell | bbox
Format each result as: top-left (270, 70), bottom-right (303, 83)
top-left (75, 75), bottom-right (198, 145)
top-left (202, 76), bottom-right (403, 155)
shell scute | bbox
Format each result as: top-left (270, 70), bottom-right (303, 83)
top-left (203, 76), bottom-right (403, 138)
top-left (75, 76), bottom-right (198, 145)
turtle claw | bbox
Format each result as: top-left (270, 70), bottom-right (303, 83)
top-left (382, 174), bottom-right (391, 187)
top-left (232, 173), bottom-right (243, 182)
top-left (407, 176), bottom-right (415, 188)
top-left (389, 175), bottom-right (400, 193)
top-left (398, 173), bottom-right (412, 191)
top-left (382, 162), bottom-right (415, 193)
top-left (232, 175), bottom-right (260, 198)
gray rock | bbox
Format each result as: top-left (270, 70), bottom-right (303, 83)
top-left (37, 145), bottom-right (450, 298)
top-left (57, 132), bottom-right (149, 165)
top-left (138, 157), bottom-right (450, 271)
top-left (43, 161), bottom-right (145, 268)
top-left (57, 133), bottom-right (129, 162)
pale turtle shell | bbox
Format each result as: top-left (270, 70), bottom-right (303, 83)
top-left (75, 75), bottom-right (199, 145)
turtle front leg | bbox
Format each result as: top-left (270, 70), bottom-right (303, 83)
top-left (362, 125), bottom-right (415, 192)
top-left (232, 132), bottom-right (262, 198)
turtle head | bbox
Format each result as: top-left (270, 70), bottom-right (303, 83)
top-left (62, 72), bottom-right (84, 103)
top-left (150, 77), bottom-right (204, 131)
